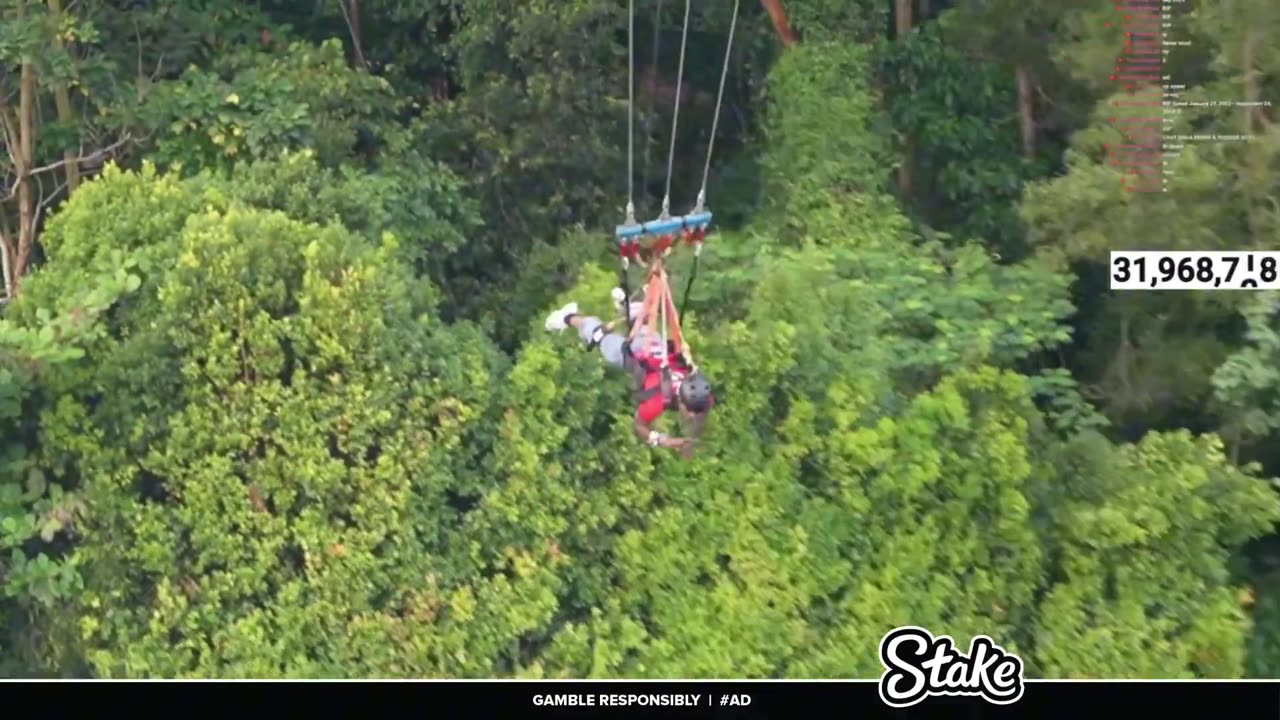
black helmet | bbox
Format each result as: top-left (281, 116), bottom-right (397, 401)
top-left (679, 371), bottom-right (713, 413)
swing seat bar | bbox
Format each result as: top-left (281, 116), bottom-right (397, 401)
top-left (615, 210), bottom-right (712, 242)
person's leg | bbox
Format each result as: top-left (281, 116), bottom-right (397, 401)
top-left (544, 302), bottom-right (627, 369)
top-left (628, 324), bottom-right (666, 361)
top-left (571, 315), bottom-right (628, 369)
top-left (545, 301), bottom-right (578, 332)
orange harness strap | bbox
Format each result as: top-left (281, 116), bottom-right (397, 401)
top-left (626, 255), bottom-right (693, 366)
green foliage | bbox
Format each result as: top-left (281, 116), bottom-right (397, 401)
top-left (755, 41), bottom-right (903, 246)
top-left (257, 0), bottom-right (453, 93)
top-left (1211, 292), bottom-right (1280, 452)
top-left (796, 367), bottom-right (1049, 674)
top-left (1, 0), bottom-right (1276, 682)
top-left (1018, 0), bottom-right (1280, 432)
top-left (1032, 430), bottom-right (1279, 677)
top-left (1245, 569), bottom-right (1280, 678)
top-left (195, 150), bottom-right (481, 274)
top-left (11, 163), bottom-right (514, 676)
top-left (0, 264), bottom-right (138, 674)
top-left (877, 17), bottom-right (1050, 257)
top-left (0, 1), bottom-right (113, 207)
top-left (137, 39), bottom-right (402, 171)
top-left (1027, 368), bottom-right (1112, 438)
top-left (784, 0), bottom-right (887, 44)
top-left (418, 0), bottom-right (629, 334)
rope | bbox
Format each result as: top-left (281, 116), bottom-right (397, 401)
top-left (619, 0), bottom-right (638, 336)
top-left (658, 266), bottom-right (670, 369)
top-left (621, 0), bottom-right (736, 350)
top-left (695, 0), bottom-right (739, 212)
top-left (640, 0), bottom-right (663, 213)
top-left (629, 259), bottom-right (657, 341)
top-left (625, 0), bottom-right (636, 224)
top-left (678, 249), bottom-right (699, 320)
top-left (621, 265), bottom-right (633, 330)
top-left (661, 0), bottom-right (692, 219)
top-left (662, 263), bottom-right (688, 364)
top-left (678, 1), bottom-right (739, 325)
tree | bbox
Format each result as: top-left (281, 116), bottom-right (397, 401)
top-left (0, 0), bottom-right (1275, 681)
top-left (752, 41), bottom-right (903, 249)
top-left (0, 0), bottom-right (134, 298)
top-left (9, 160), bottom-right (529, 676)
top-left (1031, 430), bottom-right (1279, 677)
top-left (134, 38), bottom-right (404, 172)
top-left (0, 263), bottom-right (138, 674)
top-left (876, 15), bottom-right (1053, 258)
top-left (414, 0), bottom-right (631, 342)
top-left (1211, 292), bottom-right (1280, 461)
top-left (518, 230), bottom-right (1272, 678)
top-left (945, 0), bottom-right (1086, 160)
top-left (1017, 0), bottom-right (1280, 435)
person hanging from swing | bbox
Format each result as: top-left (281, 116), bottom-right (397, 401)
top-left (543, 0), bottom-right (737, 455)
top-left (544, 256), bottom-right (714, 456)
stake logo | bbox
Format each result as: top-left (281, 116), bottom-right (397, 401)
top-left (877, 626), bottom-right (1025, 708)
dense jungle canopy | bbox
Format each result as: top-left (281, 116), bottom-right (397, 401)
top-left (3, 0), bottom-right (1280, 679)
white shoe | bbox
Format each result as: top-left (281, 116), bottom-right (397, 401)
top-left (544, 302), bottom-right (578, 332)
top-left (611, 287), bottom-right (627, 305)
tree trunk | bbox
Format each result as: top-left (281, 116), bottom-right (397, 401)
top-left (895, 0), bottom-right (913, 37)
top-left (638, 64), bottom-right (708, 112)
top-left (760, 0), bottom-right (797, 47)
top-left (1242, 28), bottom-right (1256, 135)
top-left (895, 0), bottom-right (914, 196)
top-left (14, 0), bottom-right (37, 296)
top-left (343, 0), bottom-right (367, 68)
top-left (0, 217), bottom-right (12, 300)
top-left (1016, 64), bottom-right (1036, 158)
top-left (48, 0), bottom-right (80, 192)
top-left (1241, 28), bottom-right (1262, 240)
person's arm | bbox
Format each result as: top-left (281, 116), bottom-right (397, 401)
top-left (673, 411), bottom-right (706, 459)
top-left (681, 410), bottom-right (706, 442)
top-left (634, 416), bottom-right (686, 450)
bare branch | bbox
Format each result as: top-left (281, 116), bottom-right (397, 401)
top-left (2, 134), bottom-right (131, 203)
top-left (25, 134), bottom-right (130, 178)
top-left (31, 178), bottom-right (66, 246)
top-left (39, 179), bottom-right (68, 211)
top-left (0, 100), bottom-right (18, 161)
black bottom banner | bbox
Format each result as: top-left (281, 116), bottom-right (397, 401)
top-left (9, 679), bottom-right (1279, 716)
